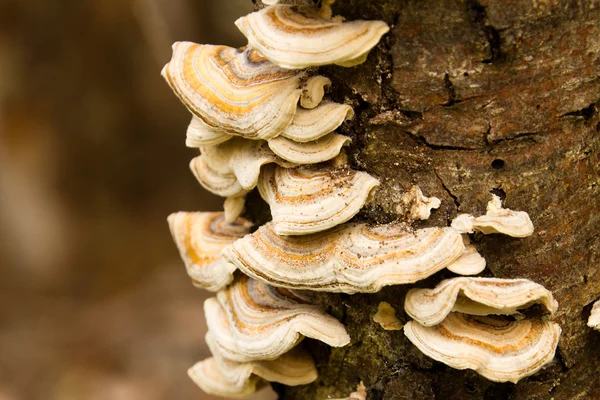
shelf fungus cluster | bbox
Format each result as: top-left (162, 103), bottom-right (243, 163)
top-left (163, 0), bottom-right (562, 397)
top-left (163, 1), bottom-right (390, 396)
top-left (403, 277), bottom-right (561, 382)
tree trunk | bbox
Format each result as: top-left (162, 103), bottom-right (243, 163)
top-left (263, 0), bottom-right (600, 398)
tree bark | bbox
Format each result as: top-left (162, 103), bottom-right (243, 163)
top-left (260, 0), bottom-right (600, 399)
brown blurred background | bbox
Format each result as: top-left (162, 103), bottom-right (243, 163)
top-left (0, 0), bottom-right (276, 398)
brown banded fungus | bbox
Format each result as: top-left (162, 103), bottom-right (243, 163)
top-left (235, 3), bottom-right (389, 69)
top-left (404, 313), bottom-right (561, 383)
top-left (204, 274), bottom-right (350, 362)
top-left (167, 212), bottom-right (251, 291)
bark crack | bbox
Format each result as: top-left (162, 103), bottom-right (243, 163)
top-left (434, 169), bottom-right (460, 217)
top-left (467, 0), bottom-right (504, 64)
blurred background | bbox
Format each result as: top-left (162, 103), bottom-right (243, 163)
top-left (0, 0), bottom-right (276, 398)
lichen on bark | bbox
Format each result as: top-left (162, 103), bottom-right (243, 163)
top-left (249, 0), bottom-right (600, 399)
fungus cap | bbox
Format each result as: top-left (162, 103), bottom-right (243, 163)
top-left (205, 275), bottom-right (350, 362)
top-left (257, 164), bottom-right (380, 235)
top-left (452, 195), bottom-right (534, 238)
top-left (223, 222), bottom-right (465, 293)
top-left (404, 277), bottom-right (558, 327)
top-left (235, 5), bottom-right (389, 69)
top-left (162, 42), bottom-right (305, 140)
top-left (404, 313), bottom-right (561, 383)
top-left (167, 212), bottom-right (251, 291)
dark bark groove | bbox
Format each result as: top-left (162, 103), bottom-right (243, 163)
top-left (252, 0), bottom-right (600, 398)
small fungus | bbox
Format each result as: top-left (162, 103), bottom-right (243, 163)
top-left (280, 101), bottom-right (354, 143)
top-left (267, 133), bottom-right (351, 164)
top-left (187, 331), bottom-right (317, 398)
top-left (451, 194), bottom-right (534, 238)
top-left (588, 300), bottom-right (600, 331)
top-left (167, 212), bottom-right (251, 292)
top-left (204, 274), bottom-right (350, 362)
top-left (404, 277), bottom-right (558, 327)
top-left (188, 357), bottom-right (265, 398)
top-left (373, 302), bottom-right (403, 330)
top-left (397, 185), bottom-right (441, 221)
top-left (223, 222), bottom-right (465, 293)
top-left (257, 164), bottom-right (380, 235)
top-left (330, 381), bottom-right (368, 400)
top-left (300, 76), bottom-right (331, 109)
top-left (404, 313), bottom-right (561, 383)
top-left (235, 3), bottom-right (390, 69)
top-left (189, 138), bottom-right (295, 216)
top-left (445, 236), bottom-right (486, 276)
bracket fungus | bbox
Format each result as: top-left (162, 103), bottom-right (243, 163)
top-left (300, 76), bottom-right (331, 109)
top-left (404, 313), bottom-right (561, 383)
top-left (589, 300), bottom-right (600, 330)
top-left (330, 381), bottom-right (368, 400)
top-left (267, 133), bottom-right (351, 164)
top-left (188, 332), bottom-right (317, 398)
top-left (404, 277), bottom-right (558, 327)
top-left (223, 222), bottom-right (466, 293)
top-left (163, 42), bottom-right (307, 140)
top-left (204, 274), bottom-right (350, 362)
top-left (445, 236), bottom-right (486, 276)
top-left (188, 357), bottom-right (265, 398)
top-left (452, 195), bottom-right (534, 238)
top-left (167, 212), bottom-right (251, 292)
top-left (189, 138), bottom-right (295, 212)
top-left (257, 164), bottom-right (380, 235)
top-left (397, 185), bottom-right (441, 221)
top-left (373, 302), bottom-right (403, 331)
top-left (235, 4), bottom-right (390, 69)
top-left (279, 101), bottom-right (354, 143)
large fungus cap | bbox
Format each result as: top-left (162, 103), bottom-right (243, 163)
top-left (223, 222), bottom-right (465, 294)
top-left (235, 4), bottom-right (389, 69)
top-left (404, 277), bottom-right (558, 327)
top-left (162, 42), bottom-right (305, 140)
top-left (404, 313), bottom-right (561, 383)
top-left (257, 164), bottom-right (380, 235)
top-left (205, 275), bottom-right (350, 362)
top-left (167, 212), bottom-right (251, 292)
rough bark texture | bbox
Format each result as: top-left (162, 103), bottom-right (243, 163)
top-left (257, 0), bottom-right (600, 399)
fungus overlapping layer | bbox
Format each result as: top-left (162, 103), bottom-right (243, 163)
top-left (188, 357), bottom-right (264, 398)
top-left (257, 165), bottom-right (380, 235)
top-left (235, 4), bottom-right (390, 69)
top-left (205, 274), bottom-right (350, 362)
top-left (589, 300), bottom-right (600, 330)
top-left (452, 195), bottom-right (534, 238)
top-left (404, 277), bottom-right (558, 327)
top-left (189, 138), bottom-right (296, 220)
top-left (223, 222), bottom-right (465, 294)
top-left (404, 313), bottom-right (561, 383)
top-left (188, 331), bottom-right (317, 398)
top-left (167, 212), bottom-right (251, 292)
